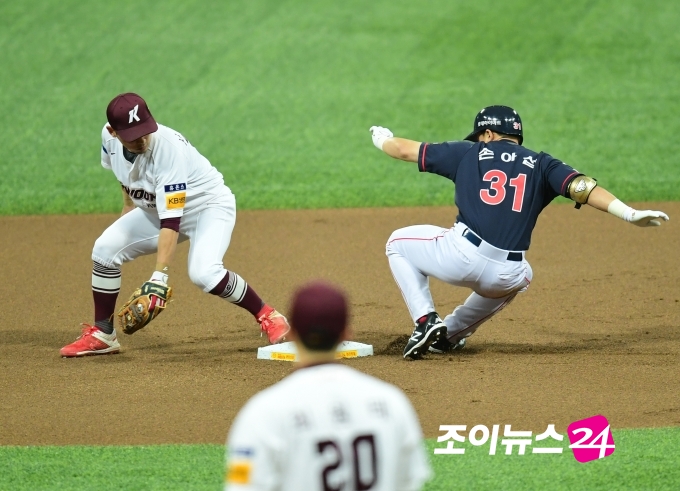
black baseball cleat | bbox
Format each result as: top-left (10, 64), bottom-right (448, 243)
top-left (429, 336), bottom-right (466, 354)
top-left (403, 312), bottom-right (446, 360)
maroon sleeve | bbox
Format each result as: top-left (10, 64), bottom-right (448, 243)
top-left (160, 217), bottom-right (181, 232)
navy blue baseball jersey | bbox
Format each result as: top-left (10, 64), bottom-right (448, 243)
top-left (418, 140), bottom-right (580, 251)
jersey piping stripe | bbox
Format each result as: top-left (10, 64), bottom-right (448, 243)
top-left (560, 171), bottom-right (579, 195)
top-left (420, 144), bottom-right (428, 172)
top-left (387, 230), bottom-right (450, 245)
top-left (102, 145), bottom-right (108, 155)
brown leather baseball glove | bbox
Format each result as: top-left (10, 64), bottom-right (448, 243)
top-left (117, 281), bottom-right (173, 335)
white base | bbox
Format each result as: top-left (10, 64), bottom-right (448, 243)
top-left (257, 341), bottom-right (374, 362)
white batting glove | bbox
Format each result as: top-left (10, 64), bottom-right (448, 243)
top-left (149, 270), bottom-right (169, 285)
top-left (369, 126), bottom-right (393, 150)
top-left (608, 200), bottom-right (669, 227)
top-left (628, 209), bottom-right (669, 227)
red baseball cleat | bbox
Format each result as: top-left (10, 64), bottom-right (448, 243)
top-left (257, 305), bottom-right (290, 344)
top-left (60, 324), bottom-right (121, 357)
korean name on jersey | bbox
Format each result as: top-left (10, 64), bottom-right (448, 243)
top-left (226, 364), bottom-right (431, 491)
top-left (419, 140), bottom-right (579, 251)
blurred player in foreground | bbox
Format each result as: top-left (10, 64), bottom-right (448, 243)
top-left (225, 281), bottom-right (432, 491)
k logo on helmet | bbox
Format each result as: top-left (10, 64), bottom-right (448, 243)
top-left (129, 105), bottom-right (140, 124)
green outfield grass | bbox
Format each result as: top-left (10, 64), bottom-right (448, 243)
top-left (1, 0), bottom-right (678, 215)
top-left (1, 428), bottom-right (679, 490)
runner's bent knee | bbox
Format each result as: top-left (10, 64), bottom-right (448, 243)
top-left (476, 260), bottom-right (533, 298)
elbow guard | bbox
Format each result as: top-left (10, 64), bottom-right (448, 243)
top-left (567, 175), bottom-right (597, 205)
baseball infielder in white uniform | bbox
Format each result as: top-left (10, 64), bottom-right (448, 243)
top-left (225, 281), bottom-right (432, 491)
top-left (60, 93), bottom-right (290, 357)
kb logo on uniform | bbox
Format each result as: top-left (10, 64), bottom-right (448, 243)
top-left (129, 104), bottom-right (140, 124)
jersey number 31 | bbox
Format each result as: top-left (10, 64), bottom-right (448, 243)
top-left (480, 171), bottom-right (527, 212)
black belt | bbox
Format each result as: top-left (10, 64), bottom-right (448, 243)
top-left (462, 229), bottom-right (523, 262)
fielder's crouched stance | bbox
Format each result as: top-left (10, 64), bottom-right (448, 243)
top-left (60, 93), bottom-right (290, 357)
top-left (370, 105), bottom-right (669, 360)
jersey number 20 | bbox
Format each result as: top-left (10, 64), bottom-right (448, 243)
top-left (317, 435), bottom-right (377, 491)
top-left (480, 171), bottom-right (527, 212)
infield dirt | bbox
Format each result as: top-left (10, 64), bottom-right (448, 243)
top-left (1, 204), bottom-right (679, 445)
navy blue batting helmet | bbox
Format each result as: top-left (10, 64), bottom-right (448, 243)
top-left (464, 105), bottom-right (523, 145)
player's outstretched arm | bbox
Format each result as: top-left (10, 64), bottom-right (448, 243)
top-left (370, 126), bottom-right (421, 162)
top-left (585, 186), bottom-right (669, 227)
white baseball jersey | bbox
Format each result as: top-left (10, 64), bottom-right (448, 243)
top-left (225, 363), bottom-right (431, 491)
top-left (101, 123), bottom-right (230, 219)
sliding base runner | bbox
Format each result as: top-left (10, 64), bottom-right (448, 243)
top-left (370, 105), bottom-right (669, 360)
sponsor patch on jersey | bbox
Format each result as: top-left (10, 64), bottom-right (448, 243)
top-left (164, 183), bottom-right (187, 192)
top-left (226, 461), bottom-right (252, 484)
top-left (166, 192), bottom-right (186, 209)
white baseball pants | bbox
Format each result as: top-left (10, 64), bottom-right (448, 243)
top-left (386, 222), bottom-right (533, 342)
top-left (92, 192), bottom-right (236, 292)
